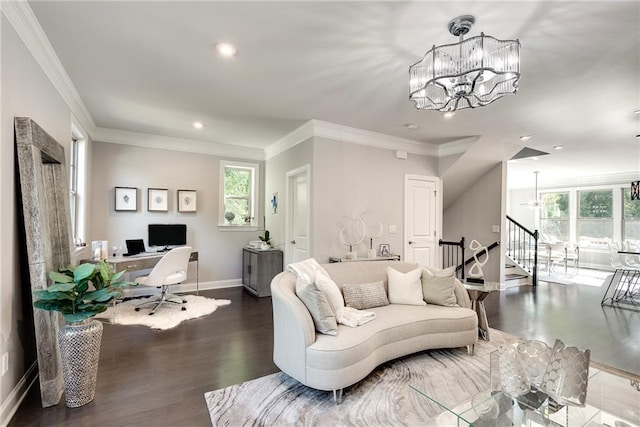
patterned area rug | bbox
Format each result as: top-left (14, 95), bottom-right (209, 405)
top-left (96, 295), bottom-right (231, 330)
top-left (204, 330), bottom-right (513, 426)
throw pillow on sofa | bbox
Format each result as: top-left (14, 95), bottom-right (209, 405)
top-left (387, 267), bottom-right (426, 306)
top-left (422, 266), bottom-right (458, 307)
top-left (295, 278), bottom-right (338, 336)
top-left (316, 270), bottom-right (345, 319)
top-left (342, 281), bottom-right (389, 310)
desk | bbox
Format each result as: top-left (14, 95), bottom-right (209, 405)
top-left (83, 251), bottom-right (200, 294)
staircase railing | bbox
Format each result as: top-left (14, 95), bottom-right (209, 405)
top-left (439, 237), bottom-right (465, 280)
top-left (506, 215), bottom-right (539, 287)
top-left (462, 241), bottom-right (500, 271)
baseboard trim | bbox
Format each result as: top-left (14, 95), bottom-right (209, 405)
top-left (122, 279), bottom-right (242, 297)
top-left (1, 361), bottom-right (38, 427)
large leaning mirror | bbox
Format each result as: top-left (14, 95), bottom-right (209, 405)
top-left (15, 117), bottom-right (72, 407)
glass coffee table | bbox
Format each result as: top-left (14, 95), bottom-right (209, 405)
top-left (411, 366), bottom-right (640, 426)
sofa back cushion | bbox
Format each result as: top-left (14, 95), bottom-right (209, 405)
top-left (322, 261), bottom-right (418, 292)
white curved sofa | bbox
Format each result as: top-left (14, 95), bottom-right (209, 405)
top-left (270, 260), bottom-right (478, 399)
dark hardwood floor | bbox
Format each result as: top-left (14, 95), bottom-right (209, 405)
top-left (9, 280), bottom-right (640, 426)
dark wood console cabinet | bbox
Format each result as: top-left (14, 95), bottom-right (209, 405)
top-left (242, 248), bottom-right (283, 297)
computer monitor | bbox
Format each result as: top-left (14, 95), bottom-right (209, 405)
top-left (148, 224), bottom-right (187, 249)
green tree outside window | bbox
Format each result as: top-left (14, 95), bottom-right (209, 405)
top-left (224, 167), bottom-right (253, 224)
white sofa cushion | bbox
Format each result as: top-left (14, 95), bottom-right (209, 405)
top-left (315, 270), bottom-right (345, 318)
top-left (387, 267), bottom-right (426, 306)
top-left (295, 278), bottom-right (338, 336)
top-left (307, 304), bottom-right (477, 371)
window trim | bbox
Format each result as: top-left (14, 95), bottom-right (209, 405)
top-left (218, 160), bottom-right (260, 231)
top-left (622, 187), bottom-right (640, 242)
top-left (70, 120), bottom-right (87, 247)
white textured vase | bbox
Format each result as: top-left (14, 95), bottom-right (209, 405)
top-left (58, 319), bottom-right (103, 407)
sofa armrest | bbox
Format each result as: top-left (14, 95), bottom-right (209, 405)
top-left (453, 278), bottom-right (471, 309)
top-left (270, 271), bottom-right (316, 383)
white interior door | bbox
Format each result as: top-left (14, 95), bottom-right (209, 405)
top-left (286, 165), bottom-right (311, 266)
top-left (404, 175), bottom-right (441, 267)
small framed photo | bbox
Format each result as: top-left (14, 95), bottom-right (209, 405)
top-left (147, 188), bottom-right (168, 212)
top-left (379, 244), bottom-right (390, 257)
top-left (115, 187), bottom-right (137, 211)
top-left (178, 189), bottom-right (197, 212)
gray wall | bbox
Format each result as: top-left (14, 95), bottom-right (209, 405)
top-left (312, 137), bottom-right (438, 263)
top-left (89, 142), bottom-right (264, 285)
top-left (264, 138), bottom-right (313, 253)
top-left (0, 16), bottom-right (72, 411)
top-left (443, 163), bottom-right (504, 281)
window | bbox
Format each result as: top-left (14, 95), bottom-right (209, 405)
top-left (219, 160), bottom-right (259, 227)
top-left (577, 189), bottom-right (612, 248)
top-left (69, 122), bottom-right (86, 248)
top-left (623, 187), bottom-right (640, 246)
top-left (69, 136), bottom-right (79, 240)
top-left (540, 192), bottom-right (569, 241)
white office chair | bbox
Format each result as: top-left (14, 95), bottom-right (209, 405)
top-left (135, 246), bottom-right (192, 315)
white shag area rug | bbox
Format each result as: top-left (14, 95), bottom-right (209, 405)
top-left (97, 294), bottom-right (231, 330)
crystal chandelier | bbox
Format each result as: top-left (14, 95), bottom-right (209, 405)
top-left (409, 15), bottom-right (521, 112)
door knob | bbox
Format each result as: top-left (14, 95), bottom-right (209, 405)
top-left (408, 241), bottom-right (414, 245)
top-left (290, 240), bottom-right (296, 244)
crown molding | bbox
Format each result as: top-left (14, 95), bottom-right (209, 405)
top-left (2, 0), bottom-right (96, 134)
top-left (93, 127), bottom-right (264, 160)
top-left (437, 136), bottom-right (480, 157)
top-left (311, 120), bottom-right (440, 156)
top-left (264, 119), bottom-right (477, 160)
top-left (264, 120), bottom-right (315, 160)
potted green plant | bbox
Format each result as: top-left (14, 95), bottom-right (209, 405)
top-left (259, 230), bottom-right (271, 249)
top-left (33, 261), bottom-right (135, 408)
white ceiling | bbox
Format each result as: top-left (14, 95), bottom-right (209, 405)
top-left (28, 1), bottom-right (640, 188)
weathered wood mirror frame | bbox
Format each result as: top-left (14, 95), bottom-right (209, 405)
top-left (15, 117), bottom-right (72, 407)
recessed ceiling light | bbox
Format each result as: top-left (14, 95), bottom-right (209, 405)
top-left (193, 122), bottom-right (204, 129)
top-left (519, 135), bottom-right (532, 141)
top-left (634, 109), bottom-right (640, 114)
top-left (216, 42), bottom-right (237, 58)
top-left (404, 123), bottom-right (418, 129)
top-left (443, 111), bottom-right (456, 118)
top-left (636, 134), bottom-right (640, 139)
top-left (553, 145), bottom-right (564, 150)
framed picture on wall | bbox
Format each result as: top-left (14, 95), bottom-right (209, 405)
top-left (147, 188), bottom-right (168, 212)
top-left (178, 189), bottom-right (197, 212)
top-left (115, 187), bottom-right (138, 211)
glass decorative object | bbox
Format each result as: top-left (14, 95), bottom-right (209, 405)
top-left (540, 339), bottom-right (591, 407)
top-left (495, 341), bottom-right (530, 398)
top-left (517, 339), bottom-right (552, 388)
